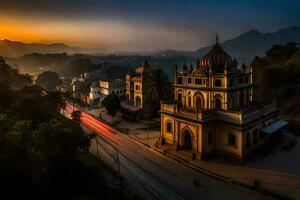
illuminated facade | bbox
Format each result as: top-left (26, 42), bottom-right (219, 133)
top-left (122, 61), bottom-right (153, 120)
top-left (160, 37), bottom-right (284, 161)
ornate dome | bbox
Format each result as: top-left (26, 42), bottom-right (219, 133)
top-left (198, 35), bottom-right (233, 74)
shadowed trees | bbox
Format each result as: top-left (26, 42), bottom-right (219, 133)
top-left (101, 94), bottom-right (120, 117)
top-left (0, 83), bottom-right (92, 199)
top-left (143, 68), bottom-right (173, 114)
top-left (0, 56), bottom-right (32, 90)
top-left (36, 71), bottom-right (63, 91)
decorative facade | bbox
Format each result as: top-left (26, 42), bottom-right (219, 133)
top-left (122, 61), bottom-right (153, 120)
top-left (160, 37), bottom-right (286, 161)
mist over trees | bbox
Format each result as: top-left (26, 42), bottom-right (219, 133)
top-left (0, 56), bottom-right (32, 90)
top-left (36, 71), bottom-right (63, 91)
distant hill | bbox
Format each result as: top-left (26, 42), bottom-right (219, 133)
top-left (0, 39), bottom-right (79, 58)
top-left (195, 27), bottom-right (300, 63)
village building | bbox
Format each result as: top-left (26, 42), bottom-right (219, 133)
top-left (160, 36), bottom-right (287, 161)
top-left (122, 61), bottom-right (155, 120)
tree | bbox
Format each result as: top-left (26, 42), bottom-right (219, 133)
top-left (66, 58), bottom-right (95, 76)
top-left (0, 83), bottom-right (15, 111)
top-left (34, 119), bottom-right (89, 161)
top-left (11, 86), bottom-right (65, 125)
top-left (36, 71), bottom-right (63, 92)
top-left (0, 56), bottom-right (32, 90)
top-left (101, 94), bottom-right (120, 117)
top-left (71, 110), bottom-right (82, 123)
top-left (143, 69), bottom-right (173, 111)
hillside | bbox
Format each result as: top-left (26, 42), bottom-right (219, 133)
top-left (0, 39), bottom-right (79, 58)
top-left (195, 27), bottom-right (300, 62)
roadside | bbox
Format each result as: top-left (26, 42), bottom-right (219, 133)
top-left (130, 130), bottom-right (300, 200)
top-left (75, 102), bottom-right (300, 200)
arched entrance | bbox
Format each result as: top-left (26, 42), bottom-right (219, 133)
top-left (135, 96), bottom-right (141, 107)
top-left (182, 128), bottom-right (192, 150)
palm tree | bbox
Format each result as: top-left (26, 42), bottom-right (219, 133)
top-left (143, 69), bottom-right (173, 111)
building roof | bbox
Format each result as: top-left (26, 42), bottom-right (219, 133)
top-left (261, 119), bottom-right (288, 134)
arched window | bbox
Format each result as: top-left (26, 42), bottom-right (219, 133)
top-left (215, 79), bottom-right (222, 87)
top-left (195, 97), bottom-right (202, 110)
top-left (166, 121), bottom-right (172, 133)
top-left (177, 93), bottom-right (182, 106)
top-left (187, 92), bottom-right (192, 107)
top-left (182, 128), bottom-right (192, 149)
top-left (215, 98), bottom-right (222, 109)
top-left (194, 92), bottom-right (204, 110)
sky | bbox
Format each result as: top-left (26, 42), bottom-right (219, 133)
top-left (0, 0), bottom-right (299, 51)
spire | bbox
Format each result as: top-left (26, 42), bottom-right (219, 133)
top-left (190, 63), bottom-right (194, 72)
top-left (216, 32), bottom-right (219, 44)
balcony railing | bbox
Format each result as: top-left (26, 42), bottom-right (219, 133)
top-left (160, 101), bottom-right (277, 124)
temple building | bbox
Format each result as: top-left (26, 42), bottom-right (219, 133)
top-left (160, 36), bottom-right (287, 161)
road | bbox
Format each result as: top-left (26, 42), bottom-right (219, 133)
top-left (64, 102), bottom-right (274, 200)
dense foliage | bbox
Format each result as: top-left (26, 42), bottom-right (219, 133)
top-left (36, 71), bottom-right (63, 91)
top-left (252, 43), bottom-right (300, 119)
top-left (0, 56), bottom-right (32, 90)
top-left (101, 93), bottom-right (121, 117)
top-left (0, 58), bottom-right (130, 199)
top-left (143, 68), bottom-right (173, 113)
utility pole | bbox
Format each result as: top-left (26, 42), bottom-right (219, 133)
top-left (96, 135), bottom-right (99, 157)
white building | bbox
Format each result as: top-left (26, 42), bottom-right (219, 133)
top-left (99, 79), bottom-right (126, 100)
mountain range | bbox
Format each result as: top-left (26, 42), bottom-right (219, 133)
top-left (193, 26), bottom-right (300, 63)
top-left (1, 26), bottom-right (300, 59)
top-left (0, 39), bottom-right (79, 58)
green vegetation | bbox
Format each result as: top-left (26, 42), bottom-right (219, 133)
top-left (36, 71), bottom-right (63, 91)
top-left (102, 94), bottom-right (121, 117)
top-left (144, 68), bottom-right (173, 114)
top-left (0, 56), bottom-right (31, 90)
top-left (252, 42), bottom-right (300, 123)
top-left (0, 58), bottom-right (133, 199)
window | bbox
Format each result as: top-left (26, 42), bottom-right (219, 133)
top-left (195, 78), bottom-right (202, 85)
top-left (246, 133), bottom-right (250, 149)
top-left (215, 79), bottom-right (221, 87)
top-left (253, 129), bottom-right (258, 145)
top-left (188, 78), bottom-right (192, 84)
top-left (135, 85), bottom-right (140, 91)
top-left (177, 77), bottom-right (183, 84)
top-left (228, 134), bottom-right (236, 146)
top-left (166, 122), bottom-right (172, 133)
top-left (208, 131), bottom-right (213, 145)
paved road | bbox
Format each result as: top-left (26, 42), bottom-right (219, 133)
top-left (65, 102), bottom-right (274, 200)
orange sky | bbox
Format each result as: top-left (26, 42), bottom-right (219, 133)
top-left (0, 13), bottom-right (204, 51)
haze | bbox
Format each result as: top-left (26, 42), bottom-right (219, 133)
top-left (0, 0), bottom-right (299, 51)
